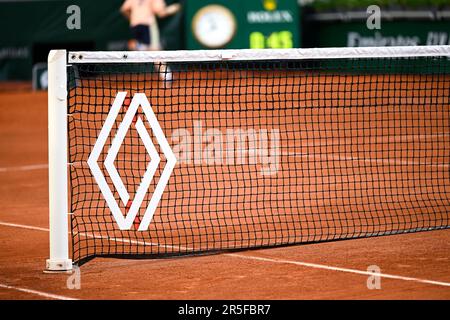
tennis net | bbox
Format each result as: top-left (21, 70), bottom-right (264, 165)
top-left (53, 46), bottom-right (450, 266)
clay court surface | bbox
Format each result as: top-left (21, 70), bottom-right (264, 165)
top-left (0, 86), bottom-right (449, 300)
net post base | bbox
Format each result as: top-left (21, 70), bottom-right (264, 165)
top-left (45, 259), bottom-right (73, 272)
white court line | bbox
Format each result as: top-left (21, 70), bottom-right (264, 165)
top-left (226, 253), bottom-right (450, 288)
top-left (1, 221), bottom-right (449, 288)
top-left (0, 221), bottom-right (50, 232)
top-left (302, 132), bottom-right (450, 147)
top-left (81, 231), bottom-right (186, 251)
top-left (286, 132), bottom-right (450, 168)
top-left (0, 283), bottom-right (78, 300)
top-left (0, 132), bottom-right (448, 172)
top-left (0, 164), bottom-right (48, 173)
top-left (287, 152), bottom-right (450, 169)
top-left (0, 222), bottom-right (186, 251)
top-left (0, 222), bottom-right (78, 300)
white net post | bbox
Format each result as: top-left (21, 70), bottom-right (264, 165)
top-left (45, 50), bottom-right (72, 271)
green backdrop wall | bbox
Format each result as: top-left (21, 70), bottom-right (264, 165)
top-left (303, 17), bottom-right (450, 48)
top-left (2, 0), bottom-right (449, 81)
top-left (0, 0), bottom-right (183, 81)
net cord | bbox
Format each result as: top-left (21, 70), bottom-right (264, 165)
top-left (68, 45), bottom-right (450, 64)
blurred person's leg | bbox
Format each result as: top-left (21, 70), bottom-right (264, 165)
top-left (149, 21), bottom-right (173, 85)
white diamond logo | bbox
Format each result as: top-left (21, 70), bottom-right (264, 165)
top-left (87, 92), bottom-right (177, 231)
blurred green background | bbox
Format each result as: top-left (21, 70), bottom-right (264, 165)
top-left (0, 0), bottom-right (449, 82)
